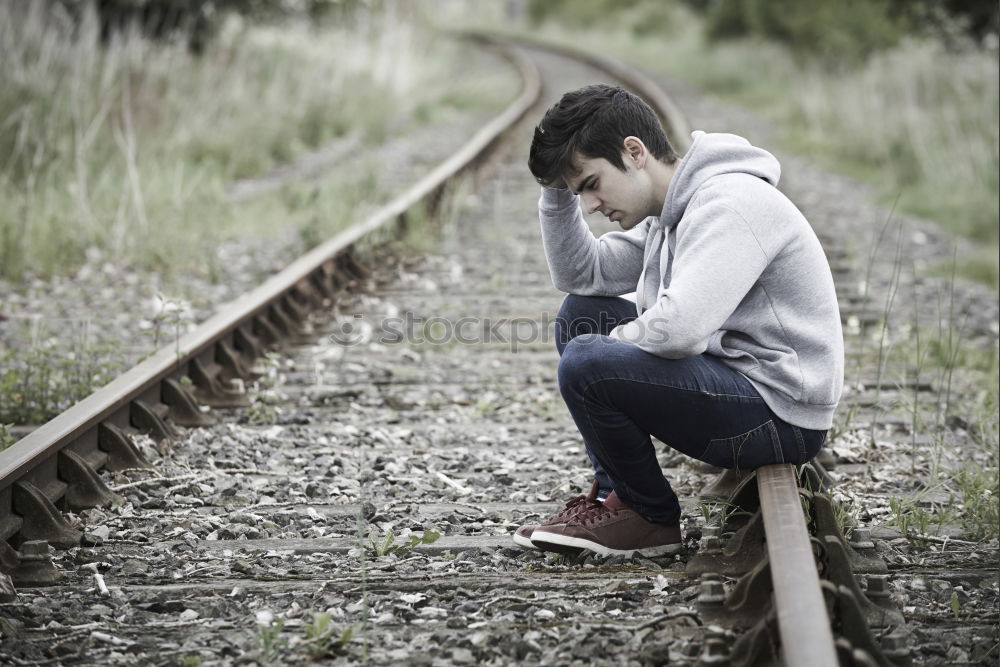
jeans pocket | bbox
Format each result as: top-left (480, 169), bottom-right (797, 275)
top-left (700, 420), bottom-right (782, 470)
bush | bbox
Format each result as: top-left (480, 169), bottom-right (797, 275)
top-left (705, 0), bottom-right (906, 64)
top-left (527, 0), bottom-right (677, 37)
top-left (703, 0), bottom-right (1000, 63)
top-left (52, 0), bottom-right (366, 52)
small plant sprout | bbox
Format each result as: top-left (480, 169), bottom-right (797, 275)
top-left (0, 424), bottom-right (16, 450)
top-left (146, 293), bottom-right (191, 353)
top-left (255, 609), bottom-right (286, 663)
top-left (246, 397), bottom-right (278, 425)
top-left (302, 612), bottom-right (355, 659)
top-left (365, 528), bottom-right (440, 557)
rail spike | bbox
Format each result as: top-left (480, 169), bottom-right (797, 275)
top-left (687, 506), bottom-right (767, 576)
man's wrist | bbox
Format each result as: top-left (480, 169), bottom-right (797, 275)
top-left (540, 186), bottom-right (576, 209)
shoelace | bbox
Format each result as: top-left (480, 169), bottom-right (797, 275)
top-left (549, 481), bottom-right (603, 522)
top-left (572, 501), bottom-right (618, 526)
top-left (552, 494), bottom-right (599, 521)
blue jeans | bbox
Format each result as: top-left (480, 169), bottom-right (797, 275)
top-left (555, 294), bottom-right (826, 525)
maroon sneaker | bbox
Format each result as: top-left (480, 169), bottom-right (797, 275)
top-left (529, 492), bottom-right (682, 557)
top-left (511, 480), bottom-right (603, 550)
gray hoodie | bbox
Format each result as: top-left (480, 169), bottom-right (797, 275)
top-left (538, 131), bottom-right (843, 430)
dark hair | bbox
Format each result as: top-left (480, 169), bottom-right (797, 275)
top-left (528, 84), bottom-right (678, 187)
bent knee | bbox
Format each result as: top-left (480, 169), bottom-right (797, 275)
top-left (558, 293), bottom-right (595, 321)
top-left (557, 334), bottom-right (614, 388)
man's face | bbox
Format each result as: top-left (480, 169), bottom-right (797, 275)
top-left (565, 152), bottom-right (655, 230)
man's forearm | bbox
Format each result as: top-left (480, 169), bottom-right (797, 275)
top-left (538, 188), bottom-right (646, 295)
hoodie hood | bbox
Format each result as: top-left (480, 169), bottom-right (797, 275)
top-left (660, 131), bottom-right (781, 229)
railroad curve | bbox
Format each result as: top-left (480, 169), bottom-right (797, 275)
top-left (0, 35), bottom-right (939, 667)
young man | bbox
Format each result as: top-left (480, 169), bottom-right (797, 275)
top-left (513, 84), bottom-right (843, 557)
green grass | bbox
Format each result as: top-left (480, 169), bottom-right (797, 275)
top-left (0, 3), bottom-right (517, 283)
top-left (0, 326), bottom-right (126, 425)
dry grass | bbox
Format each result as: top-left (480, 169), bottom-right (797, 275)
top-left (455, 3), bottom-right (999, 287)
top-left (0, 2), bottom-right (516, 282)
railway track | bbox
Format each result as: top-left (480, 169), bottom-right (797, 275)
top-left (0, 33), bottom-right (994, 667)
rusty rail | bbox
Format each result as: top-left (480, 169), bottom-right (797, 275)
top-left (1, 31), bottom-right (856, 667)
top-left (758, 464), bottom-right (839, 667)
top-left (465, 30), bottom-right (693, 152)
top-left (0, 38), bottom-right (542, 553)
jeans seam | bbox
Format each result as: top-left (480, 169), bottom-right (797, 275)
top-left (705, 420), bottom-right (776, 471)
top-left (579, 375), bottom-right (765, 402)
top-left (767, 420), bottom-right (784, 464)
top-left (792, 425), bottom-right (806, 462)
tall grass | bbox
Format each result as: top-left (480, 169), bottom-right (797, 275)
top-left (790, 40), bottom-right (999, 242)
top-left (488, 5), bottom-right (999, 287)
top-left (0, 2), bottom-right (515, 282)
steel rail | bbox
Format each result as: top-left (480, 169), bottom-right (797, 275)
top-left (493, 32), bottom-right (841, 666)
top-left (506, 33), bottom-right (841, 665)
top-left (464, 30), bottom-right (693, 152)
top-left (2, 35), bottom-right (843, 667)
top-left (758, 464), bottom-right (839, 667)
top-left (0, 39), bottom-right (541, 538)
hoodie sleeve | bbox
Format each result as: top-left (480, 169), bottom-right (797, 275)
top-left (538, 187), bottom-right (647, 295)
top-left (609, 197), bottom-right (769, 357)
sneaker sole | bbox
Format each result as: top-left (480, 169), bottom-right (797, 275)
top-left (512, 532), bottom-right (538, 550)
top-left (530, 532), bottom-right (681, 558)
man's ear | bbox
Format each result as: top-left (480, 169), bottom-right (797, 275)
top-left (623, 136), bottom-right (647, 169)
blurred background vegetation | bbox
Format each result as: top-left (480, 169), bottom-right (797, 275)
top-left (1, 0), bottom-right (996, 288)
top-left (0, 0), bottom-right (515, 284)
top-left (517, 0), bottom-right (999, 287)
